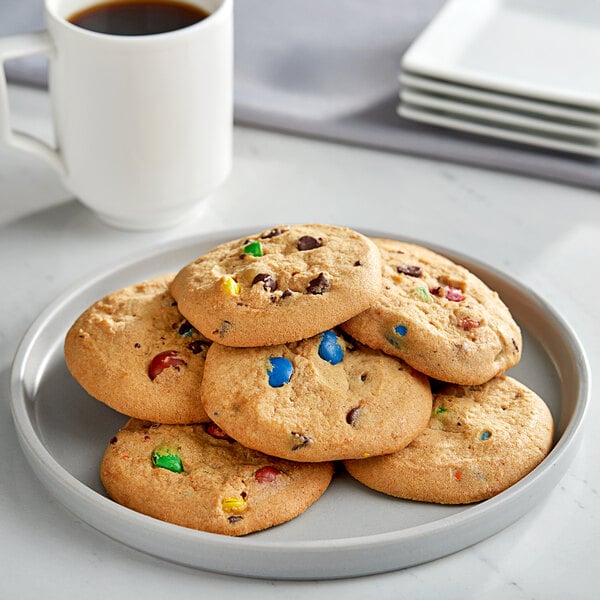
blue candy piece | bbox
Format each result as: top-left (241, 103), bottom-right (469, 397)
top-left (386, 324), bottom-right (408, 349)
top-left (394, 324), bottom-right (408, 336)
top-left (318, 330), bottom-right (344, 365)
top-left (267, 357), bottom-right (294, 387)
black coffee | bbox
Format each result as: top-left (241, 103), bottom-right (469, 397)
top-left (68, 0), bottom-right (210, 36)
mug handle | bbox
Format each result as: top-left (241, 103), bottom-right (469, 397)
top-left (0, 32), bottom-right (66, 175)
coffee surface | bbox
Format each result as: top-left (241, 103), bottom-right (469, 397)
top-left (69, 0), bottom-right (209, 36)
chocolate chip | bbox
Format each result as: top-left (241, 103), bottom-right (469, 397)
top-left (291, 432), bottom-right (312, 450)
top-left (228, 515), bottom-right (243, 523)
top-left (346, 407), bottom-right (361, 426)
top-left (178, 320), bottom-right (195, 336)
top-left (261, 227), bottom-right (285, 239)
top-left (252, 273), bottom-right (277, 292)
top-left (215, 320), bottom-right (233, 338)
top-left (397, 264), bottom-right (422, 277)
top-left (512, 338), bottom-right (520, 352)
top-left (306, 273), bottom-right (331, 294)
top-left (110, 436), bottom-right (118, 444)
top-left (360, 373), bottom-right (367, 381)
top-left (297, 235), bottom-right (322, 251)
top-left (429, 286), bottom-right (442, 296)
top-left (134, 342), bottom-right (141, 348)
top-left (281, 289), bottom-right (292, 299)
top-left (187, 340), bottom-right (208, 354)
top-left (354, 260), bottom-right (362, 266)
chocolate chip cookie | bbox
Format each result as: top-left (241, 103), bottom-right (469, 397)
top-left (341, 239), bottom-right (522, 385)
top-left (64, 274), bottom-right (211, 424)
top-left (200, 329), bottom-right (433, 461)
top-left (170, 224), bottom-right (383, 347)
top-left (344, 375), bottom-right (554, 504)
top-left (100, 419), bottom-right (334, 535)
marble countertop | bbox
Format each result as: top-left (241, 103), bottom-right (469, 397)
top-left (1, 84), bottom-right (598, 599)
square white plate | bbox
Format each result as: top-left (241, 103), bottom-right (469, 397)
top-left (402, 0), bottom-right (600, 109)
top-left (400, 88), bottom-right (600, 141)
top-left (400, 72), bottom-right (600, 126)
top-left (398, 102), bottom-right (600, 157)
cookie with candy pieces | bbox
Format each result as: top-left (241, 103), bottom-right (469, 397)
top-left (169, 224), bottom-right (383, 347)
top-left (100, 419), bottom-right (334, 536)
top-left (200, 328), bottom-right (432, 462)
top-left (343, 375), bottom-right (554, 504)
top-left (64, 274), bottom-right (211, 424)
top-left (341, 238), bottom-right (522, 385)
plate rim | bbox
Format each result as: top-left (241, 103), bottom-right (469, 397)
top-left (9, 227), bottom-right (591, 577)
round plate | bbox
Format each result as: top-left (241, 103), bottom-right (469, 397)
top-left (10, 228), bottom-right (590, 580)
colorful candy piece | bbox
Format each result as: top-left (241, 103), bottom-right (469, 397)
top-left (394, 324), bottom-right (408, 336)
top-left (206, 422), bottom-right (233, 441)
top-left (243, 240), bottom-right (263, 257)
top-left (415, 286), bottom-right (433, 303)
top-left (151, 445), bottom-right (183, 473)
top-left (458, 317), bottom-right (481, 330)
top-left (318, 330), bottom-right (344, 365)
top-left (148, 350), bottom-right (187, 380)
top-left (221, 276), bottom-right (240, 296)
top-left (254, 466), bottom-right (280, 483)
top-left (386, 324), bottom-right (408, 349)
top-left (445, 287), bottom-right (464, 302)
top-left (222, 496), bottom-right (246, 514)
top-left (480, 430), bottom-right (492, 440)
top-left (267, 356), bottom-right (294, 387)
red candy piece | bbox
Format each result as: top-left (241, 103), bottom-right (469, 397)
top-left (445, 287), bottom-right (464, 302)
top-left (148, 350), bottom-right (187, 380)
top-left (206, 422), bottom-right (233, 441)
top-left (255, 466), bottom-right (280, 483)
top-left (458, 317), bottom-right (481, 330)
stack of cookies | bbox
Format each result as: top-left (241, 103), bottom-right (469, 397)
top-left (64, 224), bottom-right (555, 536)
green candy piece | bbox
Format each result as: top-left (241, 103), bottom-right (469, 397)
top-left (151, 446), bottom-right (183, 473)
top-left (243, 240), bottom-right (263, 257)
top-left (415, 286), bottom-right (433, 303)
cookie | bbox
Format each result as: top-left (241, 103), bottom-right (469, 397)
top-left (200, 329), bottom-right (433, 462)
top-left (341, 239), bottom-right (522, 385)
top-left (343, 375), bottom-right (554, 504)
top-left (100, 419), bottom-right (334, 535)
top-left (64, 274), bottom-right (211, 424)
top-left (169, 224), bottom-right (382, 347)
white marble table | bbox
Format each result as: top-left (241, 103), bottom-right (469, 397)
top-left (1, 83), bottom-right (598, 599)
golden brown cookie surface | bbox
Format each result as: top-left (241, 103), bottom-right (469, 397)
top-left (344, 375), bottom-right (554, 504)
top-left (64, 274), bottom-right (211, 424)
top-left (170, 224), bottom-right (382, 347)
top-left (200, 329), bottom-right (432, 462)
top-left (100, 419), bottom-right (334, 535)
top-left (341, 239), bottom-right (522, 385)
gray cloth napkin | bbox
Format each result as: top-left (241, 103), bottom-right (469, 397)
top-left (3, 0), bottom-right (600, 190)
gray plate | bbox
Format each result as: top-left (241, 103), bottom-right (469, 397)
top-left (10, 229), bottom-right (590, 580)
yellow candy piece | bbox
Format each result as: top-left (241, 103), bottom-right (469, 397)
top-left (222, 496), bottom-right (246, 514)
top-left (221, 276), bottom-right (240, 296)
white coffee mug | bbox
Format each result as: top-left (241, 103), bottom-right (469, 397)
top-left (0, 0), bottom-right (233, 230)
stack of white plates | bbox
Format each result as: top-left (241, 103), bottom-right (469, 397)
top-left (398, 0), bottom-right (600, 157)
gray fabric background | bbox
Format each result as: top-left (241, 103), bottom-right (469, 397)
top-left (2, 0), bottom-right (599, 190)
